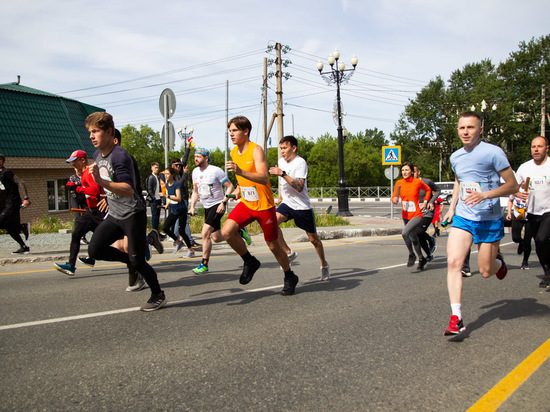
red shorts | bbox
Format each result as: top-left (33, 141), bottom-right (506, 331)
top-left (228, 202), bottom-right (279, 242)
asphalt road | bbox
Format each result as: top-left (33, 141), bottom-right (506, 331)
top-left (1, 231), bottom-right (549, 411)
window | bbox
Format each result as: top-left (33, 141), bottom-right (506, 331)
top-left (47, 180), bottom-right (69, 211)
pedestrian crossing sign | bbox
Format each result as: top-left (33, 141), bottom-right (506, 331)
top-left (382, 146), bottom-right (401, 165)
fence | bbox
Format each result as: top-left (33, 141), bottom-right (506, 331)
top-left (272, 186), bottom-right (392, 199)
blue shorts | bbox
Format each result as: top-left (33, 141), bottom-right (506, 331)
top-left (276, 203), bottom-right (317, 234)
top-left (452, 215), bottom-right (504, 244)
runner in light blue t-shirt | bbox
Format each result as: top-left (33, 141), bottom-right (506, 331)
top-left (441, 111), bottom-right (518, 336)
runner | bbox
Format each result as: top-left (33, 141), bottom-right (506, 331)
top-left (268, 135), bottom-right (329, 280)
top-left (86, 112), bottom-right (166, 311)
top-left (442, 111), bottom-right (517, 335)
top-left (391, 162), bottom-right (431, 270)
top-left (189, 147), bottom-right (248, 274)
top-left (221, 116), bottom-right (299, 295)
top-left (53, 150), bottom-right (105, 276)
top-left (505, 181), bottom-right (532, 270)
top-left (515, 136), bottom-right (550, 287)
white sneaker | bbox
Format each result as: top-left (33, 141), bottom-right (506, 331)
top-left (288, 250), bottom-right (297, 263)
top-left (126, 276), bottom-right (148, 292)
top-left (321, 264), bottom-right (330, 281)
top-left (183, 249), bottom-right (195, 258)
top-left (173, 241), bottom-right (184, 253)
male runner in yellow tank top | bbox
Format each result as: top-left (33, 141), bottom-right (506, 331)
top-left (222, 116), bottom-right (299, 295)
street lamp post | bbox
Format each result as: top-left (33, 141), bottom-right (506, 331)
top-left (177, 125), bottom-right (194, 148)
top-left (471, 100), bottom-right (497, 135)
top-left (317, 49), bottom-right (358, 216)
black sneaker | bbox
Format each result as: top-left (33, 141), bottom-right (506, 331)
top-left (406, 255), bottom-right (416, 267)
top-left (281, 272), bottom-right (299, 296)
top-left (140, 291), bottom-right (167, 312)
top-left (240, 256), bottom-right (261, 285)
top-left (78, 256), bottom-right (96, 267)
top-left (417, 257), bottom-right (427, 270)
top-left (521, 261), bottom-right (529, 270)
top-left (12, 246), bottom-right (30, 255)
top-left (539, 273), bottom-right (550, 288)
top-left (148, 229), bottom-right (164, 254)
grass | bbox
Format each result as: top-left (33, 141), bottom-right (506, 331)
top-left (1, 209), bottom-right (350, 236)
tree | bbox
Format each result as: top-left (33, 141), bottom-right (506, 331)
top-left (120, 125), bottom-right (164, 185)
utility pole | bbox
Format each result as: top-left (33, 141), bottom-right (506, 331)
top-left (262, 57), bottom-right (268, 153)
top-left (225, 80), bottom-right (229, 169)
top-left (275, 42), bottom-right (284, 159)
top-left (542, 85), bottom-right (547, 137)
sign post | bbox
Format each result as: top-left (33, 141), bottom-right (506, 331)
top-left (159, 88), bottom-right (176, 168)
top-left (382, 146), bottom-right (401, 219)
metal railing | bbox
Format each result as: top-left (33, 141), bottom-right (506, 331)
top-left (272, 186), bottom-right (392, 199)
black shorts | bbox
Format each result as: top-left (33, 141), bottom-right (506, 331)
top-left (204, 203), bottom-right (224, 232)
top-left (276, 203), bottom-right (317, 234)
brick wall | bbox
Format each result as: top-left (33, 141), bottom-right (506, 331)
top-left (7, 157), bottom-right (76, 224)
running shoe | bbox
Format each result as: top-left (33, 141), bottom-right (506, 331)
top-left (406, 255), bottom-right (416, 267)
top-left (21, 223), bottom-right (30, 241)
top-left (281, 272), bottom-right (299, 296)
top-left (521, 261), bottom-right (529, 270)
top-left (183, 249), bottom-right (195, 258)
top-left (461, 269), bottom-right (472, 277)
top-left (417, 257), bottom-right (427, 271)
top-left (54, 262), bottom-right (76, 276)
top-left (126, 276), bottom-right (148, 292)
top-left (80, 237), bottom-right (89, 245)
top-left (240, 256), bottom-right (261, 284)
top-left (426, 254), bottom-right (434, 262)
top-left (174, 241), bottom-right (185, 253)
top-left (192, 263), bottom-right (209, 274)
top-left (517, 242), bottom-right (524, 255)
top-left (320, 264), bottom-right (330, 281)
top-left (288, 250), bottom-right (298, 263)
top-left (240, 227), bottom-right (252, 245)
top-left (429, 236), bottom-right (437, 254)
top-left (495, 253), bottom-right (508, 280)
top-left (78, 256), bottom-right (96, 267)
top-left (12, 245), bottom-right (30, 255)
top-left (148, 229), bottom-right (164, 254)
top-left (140, 291), bottom-right (167, 312)
top-left (444, 315), bottom-right (466, 335)
top-left (539, 273), bottom-right (550, 288)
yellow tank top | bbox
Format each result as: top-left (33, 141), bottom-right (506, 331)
top-left (231, 142), bottom-right (274, 211)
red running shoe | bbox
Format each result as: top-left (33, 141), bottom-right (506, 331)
top-left (495, 253), bottom-right (508, 280)
top-left (444, 315), bottom-right (466, 335)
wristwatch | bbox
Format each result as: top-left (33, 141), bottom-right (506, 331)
top-left (281, 171), bottom-right (287, 178)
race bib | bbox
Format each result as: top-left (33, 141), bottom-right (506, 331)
top-left (198, 184), bottom-right (211, 197)
top-left (459, 182), bottom-right (482, 201)
top-left (529, 176), bottom-right (548, 191)
top-left (241, 186), bottom-right (259, 202)
top-left (402, 201), bottom-right (416, 212)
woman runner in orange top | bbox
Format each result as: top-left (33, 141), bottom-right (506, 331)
top-left (392, 161), bottom-right (432, 270)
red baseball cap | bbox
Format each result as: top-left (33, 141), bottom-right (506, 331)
top-left (66, 150), bottom-right (88, 163)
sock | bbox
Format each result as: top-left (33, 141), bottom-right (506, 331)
top-left (202, 258), bottom-right (209, 266)
top-left (284, 269), bottom-right (294, 278)
top-left (451, 303), bottom-right (462, 320)
top-left (241, 251), bottom-right (253, 263)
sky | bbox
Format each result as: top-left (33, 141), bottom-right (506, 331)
top-left (1, 0), bottom-right (549, 152)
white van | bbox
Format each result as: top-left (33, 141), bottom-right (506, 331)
top-left (435, 182), bottom-right (454, 204)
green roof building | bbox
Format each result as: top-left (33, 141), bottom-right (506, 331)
top-left (0, 81), bottom-right (105, 223)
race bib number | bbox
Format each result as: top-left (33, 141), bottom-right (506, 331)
top-left (402, 201), bottom-right (416, 212)
top-left (529, 176), bottom-right (548, 191)
top-left (198, 184), bottom-right (211, 197)
top-left (459, 182), bottom-right (482, 201)
top-left (241, 186), bottom-right (259, 202)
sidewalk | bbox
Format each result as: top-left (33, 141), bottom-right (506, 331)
top-left (0, 215), bottom-right (404, 266)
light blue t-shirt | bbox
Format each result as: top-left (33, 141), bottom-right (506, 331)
top-left (450, 141), bottom-right (510, 221)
